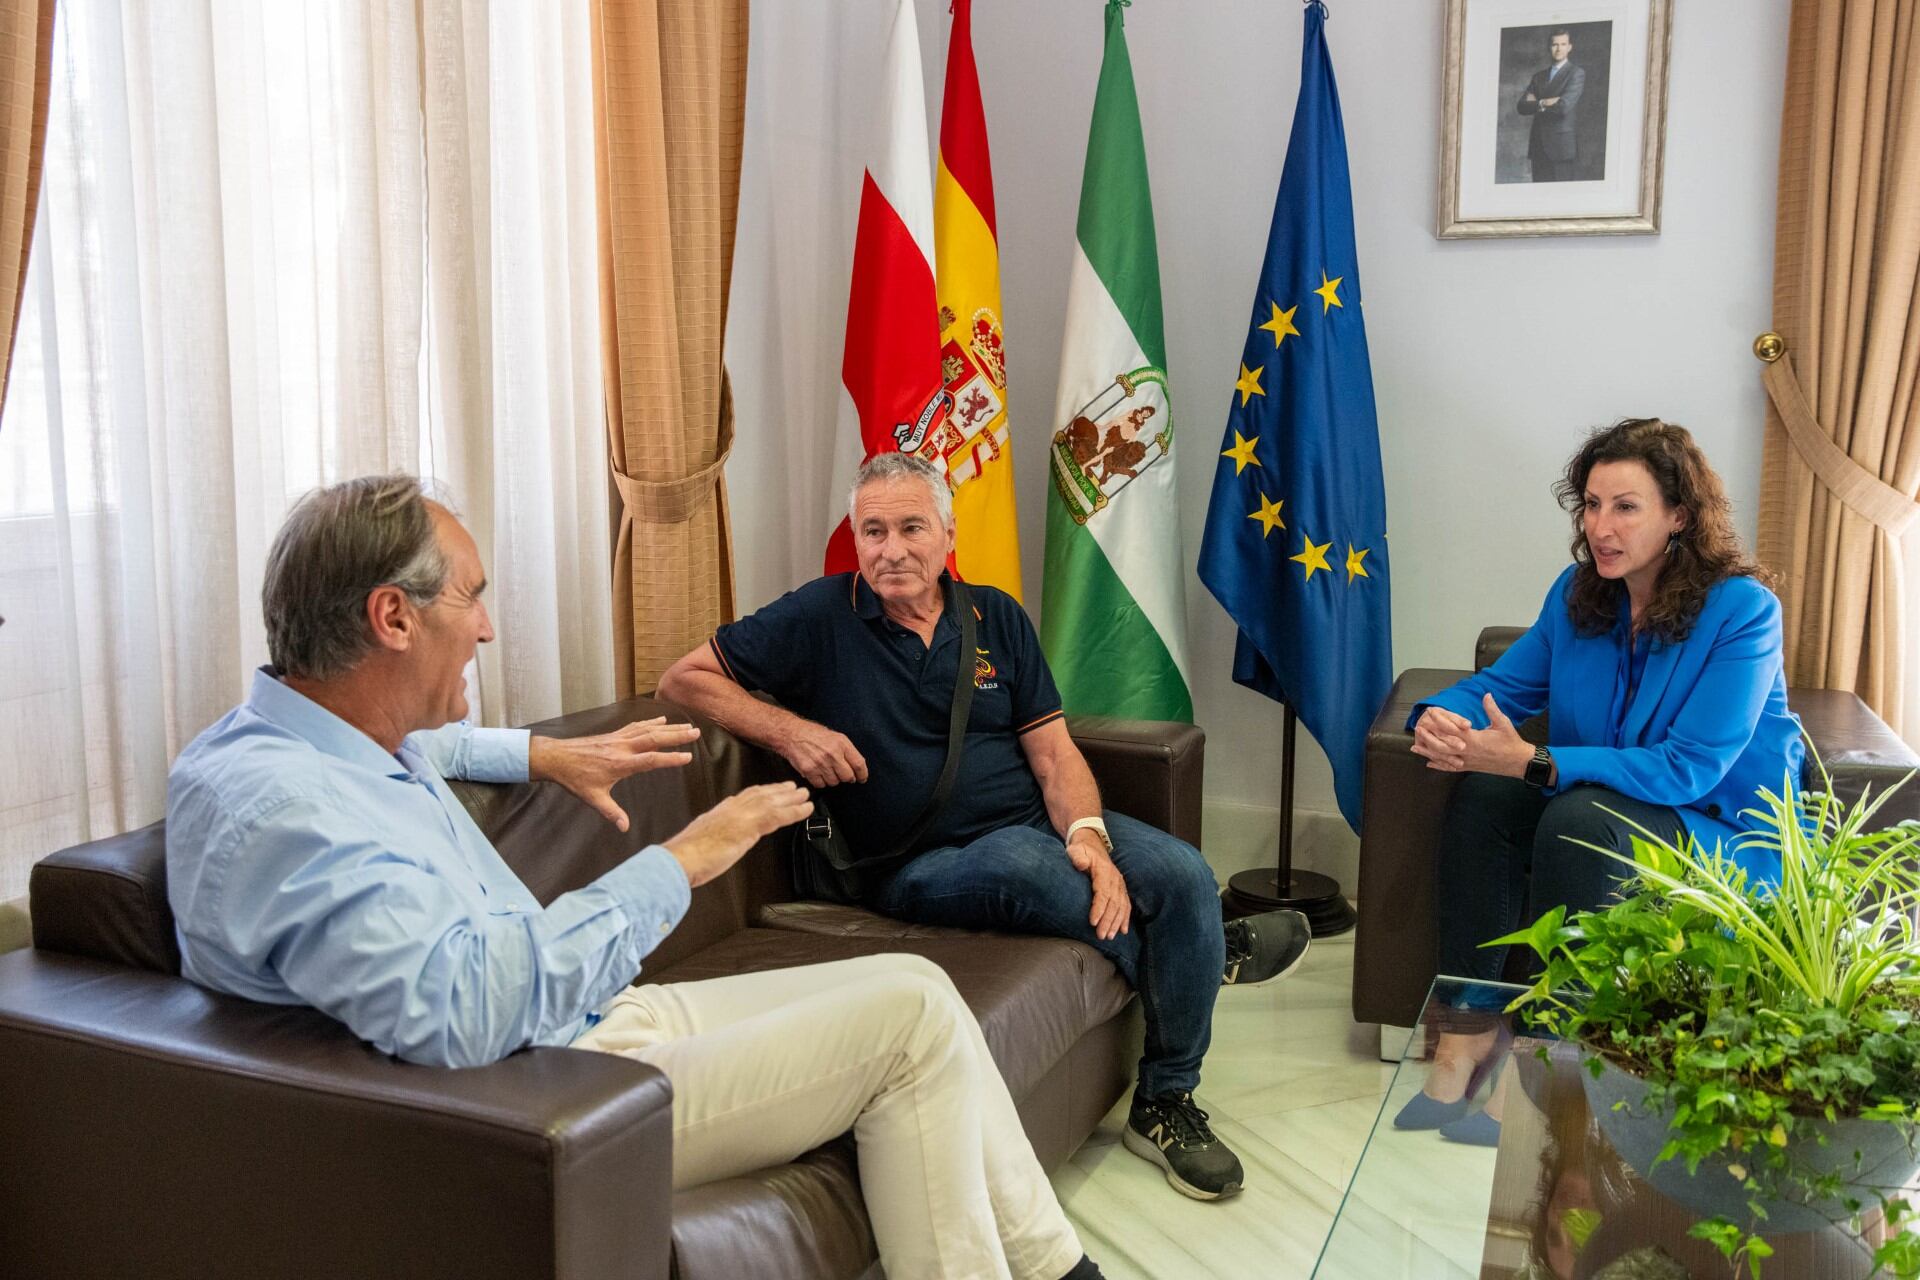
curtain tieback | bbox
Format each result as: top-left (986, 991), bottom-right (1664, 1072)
top-left (612, 412), bottom-right (734, 525)
top-left (1757, 337), bottom-right (1920, 538)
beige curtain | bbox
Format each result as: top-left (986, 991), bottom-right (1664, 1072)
top-left (1757, 0), bottom-right (1920, 731)
top-left (591, 0), bottom-right (747, 697)
top-left (0, 0), bottom-right (52, 416)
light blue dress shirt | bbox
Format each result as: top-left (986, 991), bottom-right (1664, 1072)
top-left (167, 668), bottom-right (691, 1068)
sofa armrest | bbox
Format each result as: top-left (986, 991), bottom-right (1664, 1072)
top-left (1789, 687), bottom-right (1920, 828)
top-left (0, 950), bottom-right (675, 1280)
top-left (1353, 669), bottom-right (1468, 1029)
top-left (1068, 716), bottom-right (1205, 847)
top-left (1476, 626), bottom-right (1526, 672)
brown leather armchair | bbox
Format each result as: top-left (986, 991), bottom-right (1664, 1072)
top-left (1353, 626), bottom-right (1920, 1033)
top-left (0, 697), bottom-right (1201, 1280)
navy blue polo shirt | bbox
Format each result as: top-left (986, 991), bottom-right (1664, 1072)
top-left (710, 572), bottom-right (1062, 863)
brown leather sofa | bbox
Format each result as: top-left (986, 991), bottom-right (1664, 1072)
top-left (0, 696), bottom-right (1202, 1280)
top-left (1354, 625), bottom-right (1920, 1032)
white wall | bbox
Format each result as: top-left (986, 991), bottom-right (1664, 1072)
top-left (728, 0), bottom-right (1789, 856)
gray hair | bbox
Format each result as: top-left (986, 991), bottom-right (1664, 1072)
top-left (263, 474), bottom-right (452, 681)
top-left (847, 452), bottom-right (954, 530)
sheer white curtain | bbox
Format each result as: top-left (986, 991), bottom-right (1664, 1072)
top-left (420, 0), bottom-right (611, 729)
top-left (0, 1), bottom-right (609, 901)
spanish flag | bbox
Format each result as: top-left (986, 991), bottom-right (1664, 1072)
top-left (934, 0), bottom-right (1023, 600)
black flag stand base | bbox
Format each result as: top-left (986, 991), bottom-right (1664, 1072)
top-left (1225, 867), bottom-right (1356, 937)
top-left (1221, 704), bottom-right (1358, 938)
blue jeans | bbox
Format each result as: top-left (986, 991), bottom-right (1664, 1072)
top-left (870, 810), bottom-right (1224, 1097)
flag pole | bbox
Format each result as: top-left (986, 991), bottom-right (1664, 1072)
top-left (1225, 704), bottom-right (1357, 936)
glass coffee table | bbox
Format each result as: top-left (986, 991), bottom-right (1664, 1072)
top-left (1313, 977), bottom-right (1886, 1280)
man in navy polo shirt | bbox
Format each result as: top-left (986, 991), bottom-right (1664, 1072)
top-left (661, 453), bottom-right (1311, 1202)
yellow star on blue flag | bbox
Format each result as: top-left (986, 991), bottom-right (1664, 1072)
top-left (1222, 430), bottom-right (1261, 474)
top-left (1233, 362), bottom-right (1265, 407)
top-left (1313, 270), bottom-right (1343, 313)
top-left (1258, 302), bottom-right (1299, 348)
top-left (1248, 492), bottom-right (1285, 537)
top-left (1290, 534), bottom-right (1332, 580)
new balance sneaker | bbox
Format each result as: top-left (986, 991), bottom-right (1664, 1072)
top-left (1221, 908), bottom-right (1311, 986)
top-left (1123, 1090), bottom-right (1244, 1200)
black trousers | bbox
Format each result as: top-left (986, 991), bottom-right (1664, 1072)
top-left (1434, 774), bottom-right (1682, 1022)
top-left (1529, 154), bottom-right (1574, 182)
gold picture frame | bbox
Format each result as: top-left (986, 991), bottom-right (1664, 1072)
top-left (1437, 0), bottom-right (1672, 239)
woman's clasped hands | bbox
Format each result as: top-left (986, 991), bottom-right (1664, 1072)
top-left (1411, 693), bottom-right (1534, 777)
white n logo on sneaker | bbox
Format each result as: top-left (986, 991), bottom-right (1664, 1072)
top-left (1223, 960), bottom-right (1242, 984)
top-left (1149, 1123), bottom-right (1175, 1152)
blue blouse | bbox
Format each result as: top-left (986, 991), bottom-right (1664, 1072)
top-left (1413, 567), bottom-right (1804, 880)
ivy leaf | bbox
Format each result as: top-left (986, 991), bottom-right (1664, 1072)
top-left (1562, 1206), bottom-right (1602, 1250)
top-left (1873, 1232), bottom-right (1920, 1280)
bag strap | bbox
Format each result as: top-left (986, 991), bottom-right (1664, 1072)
top-left (884, 577), bottom-right (976, 859)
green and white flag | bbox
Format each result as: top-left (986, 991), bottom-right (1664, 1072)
top-left (1040, 0), bottom-right (1191, 721)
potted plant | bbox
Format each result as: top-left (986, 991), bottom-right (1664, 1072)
top-left (1496, 768), bottom-right (1920, 1278)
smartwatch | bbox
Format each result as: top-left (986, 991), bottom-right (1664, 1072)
top-left (1523, 745), bottom-right (1554, 789)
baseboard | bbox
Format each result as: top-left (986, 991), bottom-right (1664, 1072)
top-left (1197, 798), bottom-right (1360, 898)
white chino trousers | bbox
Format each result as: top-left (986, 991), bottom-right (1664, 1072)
top-left (573, 952), bottom-right (1085, 1280)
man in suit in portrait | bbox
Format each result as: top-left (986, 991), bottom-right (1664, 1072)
top-left (1517, 29), bottom-right (1584, 182)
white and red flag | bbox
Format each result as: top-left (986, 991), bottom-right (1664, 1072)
top-left (823, 0), bottom-right (949, 575)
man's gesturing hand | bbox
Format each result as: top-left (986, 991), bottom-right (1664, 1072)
top-left (778, 719), bottom-right (869, 787)
top-left (1066, 829), bottom-right (1132, 941)
top-left (664, 782), bottom-right (814, 888)
top-left (530, 717), bottom-right (702, 831)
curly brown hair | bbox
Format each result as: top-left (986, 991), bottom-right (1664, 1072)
top-left (1553, 418), bottom-right (1769, 644)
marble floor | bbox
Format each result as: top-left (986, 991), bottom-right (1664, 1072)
top-left (1049, 929), bottom-right (1403, 1280)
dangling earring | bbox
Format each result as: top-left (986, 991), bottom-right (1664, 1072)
top-left (1665, 530), bottom-right (1681, 556)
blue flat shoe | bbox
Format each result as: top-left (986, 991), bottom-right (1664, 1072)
top-left (1392, 1091), bottom-right (1473, 1130)
top-left (1438, 1110), bottom-right (1502, 1147)
top-left (1394, 1040), bottom-right (1505, 1131)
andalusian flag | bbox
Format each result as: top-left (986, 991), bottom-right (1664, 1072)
top-left (935, 0), bottom-right (1022, 599)
top-left (1039, 0), bottom-right (1191, 722)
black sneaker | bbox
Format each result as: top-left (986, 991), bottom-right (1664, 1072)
top-left (1123, 1090), bottom-right (1244, 1200)
top-left (1221, 909), bottom-right (1311, 986)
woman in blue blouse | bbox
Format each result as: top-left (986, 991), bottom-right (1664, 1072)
top-left (1396, 418), bottom-right (1802, 1138)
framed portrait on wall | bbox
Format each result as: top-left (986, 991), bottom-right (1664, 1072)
top-left (1437, 0), bottom-right (1672, 238)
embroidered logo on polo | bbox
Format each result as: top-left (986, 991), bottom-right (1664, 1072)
top-left (974, 648), bottom-right (999, 690)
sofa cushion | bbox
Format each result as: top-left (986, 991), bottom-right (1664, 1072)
top-left (29, 821), bottom-right (179, 973)
top-left (669, 1138), bottom-right (872, 1280)
top-left (647, 920), bottom-right (1134, 1102)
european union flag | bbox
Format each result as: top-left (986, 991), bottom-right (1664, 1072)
top-left (1196, 1), bottom-right (1390, 833)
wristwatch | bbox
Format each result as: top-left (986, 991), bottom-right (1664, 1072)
top-left (1066, 816), bottom-right (1114, 853)
top-left (1523, 745), bottom-right (1554, 789)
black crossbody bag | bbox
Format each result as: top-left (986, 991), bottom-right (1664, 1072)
top-left (792, 579), bottom-right (976, 904)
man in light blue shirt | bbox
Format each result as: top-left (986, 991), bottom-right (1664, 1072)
top-left (167, 475), bottom-right (1103, 1280)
